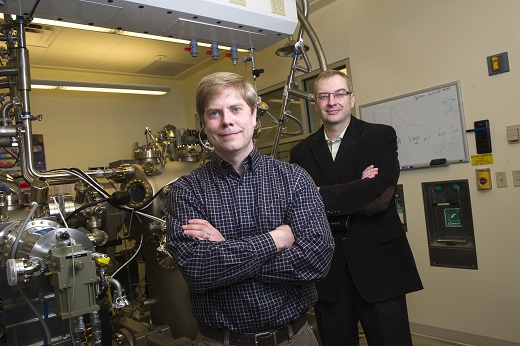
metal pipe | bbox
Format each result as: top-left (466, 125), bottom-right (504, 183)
top-left (16, 18), bottom-right (31, 97)
top-left (5, 17), bottom-right (100, 185)
top-left (87, 228), bottom-right (108, 246)
top-left (0, 126), bottom-right (18, 137)
top-left (0, 101), bottom-right (15, 126)
top-left (294, 42), bottom-right (313, 73)
top-left (107, 276), bottom-right (130, 309)
top-left (0, 66), bottom-right (19, 76)
top-left (271, 0), bottom-right (328, 157)
top-left (10, 201), bottom-right (38, 258)
top-left (0, 192), bottom-right (8, 221)
top-left (23, 261), bottom-right (42, 275)
top-left (0, 79), bottom-right (12, 88)
top-left (107, 276), bottom-right (124, 295)
top-left (74, 180), bottom-right (89, 204)
top-left (271, 42), bottom-right (303, 155)
top-left (297, 5), bottom-right (327, 71)
top-left (288, 88), bottom-right (315, 101)
top-left (30, 178), bottom-right (49, 217)
top-left (71, 315), bottom-right (86, 346)
top-left (89, 311), bottom-right (102, 346)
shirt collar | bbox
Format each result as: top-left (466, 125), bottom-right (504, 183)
top-left (211, 147), bottom-right (261, 175)
top-left (324, 119), bottom-right (350, 143)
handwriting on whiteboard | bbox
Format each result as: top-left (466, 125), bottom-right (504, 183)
top-left (359, 82), bottom-right (468, 167)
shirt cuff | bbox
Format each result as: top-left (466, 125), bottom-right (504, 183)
top-left (249, 233), bottom-right (278, 264)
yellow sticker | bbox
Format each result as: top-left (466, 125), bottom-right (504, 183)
top-left (471, 154), bottom-right (493, 166)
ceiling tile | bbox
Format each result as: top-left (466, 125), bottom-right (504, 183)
top-left (47, 28), bottom-right (125, 53)
top-left (37, 48), bottom-right (105, 70)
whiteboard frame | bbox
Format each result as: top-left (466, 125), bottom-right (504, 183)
top-left (359, 81), bottom-right (469, 170)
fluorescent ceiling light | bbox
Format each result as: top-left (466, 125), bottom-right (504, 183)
top-left (32, 80), bottom-right (170, 96)
top-left (30, 17), bottom-right (248, 52)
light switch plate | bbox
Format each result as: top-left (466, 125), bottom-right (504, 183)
top-left (496, 171), bottom-right (507, 188)
top-left (513, 170), bottom-right (520, 187)
top-left (507, 125), bottom-right (520, 143)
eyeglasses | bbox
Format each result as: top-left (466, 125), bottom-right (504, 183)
top-left (315, 89), bottom-right (353, 102)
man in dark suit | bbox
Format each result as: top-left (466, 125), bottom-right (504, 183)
top-left (290, 70), bottom-right (423, 346)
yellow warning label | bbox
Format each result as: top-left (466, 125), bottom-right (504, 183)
top-left (471, 154), bottom-right (493, 166)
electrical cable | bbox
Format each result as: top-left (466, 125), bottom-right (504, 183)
top-left (125, 258), bottom-right (134, 303)
top-left (45, 180), bottom-right (70, 228)
top-left (111, 231), bottom-right (143, 278)
top-left (261, 109), bottom-right (304, 136)
top-left (0, 148), bottom-right (20, 168)
top-left (65, 197), bottom-right (111, 221)
top-left (18, 286), bottom-right (53, 346)
top-left (134, 210), bottom-right (163, 223)
top-left (136, 278), bottom-right (146, 299)
top-left (51, 195), bottom-right (69, 227)
top-left (45, 168), bottom-right (110, 198)
top-left (2, 156), bottom-right (19, 169)
top-left (29, 0), bottom-right (42, 18)
top-left (280, 111), bottom-right (305, 135)
top-left (44, 168), bottom-right (161, 239)
top-left (11, 202), bottom-right (38, 259)
top-left (111, 211), bottom-right (144, 278)
top-left (137, 189), bottom-right (164, 210)
top-left (137, 177), bottom-right (178, 210)
top-left (67, 240), bottom-right (78, 345)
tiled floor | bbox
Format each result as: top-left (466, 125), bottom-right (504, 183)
top-left (308, 314), bottom-right (471, 346)
top-left (359, 334), bottom-right (471, 345)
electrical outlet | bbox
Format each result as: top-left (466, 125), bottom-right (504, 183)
top-left (271, 0), bottom-right (286, 15)
top-left (496, 171), bottom-right (507, 188)
top-left (513, 170), bottom-right (520, 187)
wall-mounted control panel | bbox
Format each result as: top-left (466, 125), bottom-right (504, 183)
top-left (422, 180), bottom-right (478, 269)
top-left (476, 168), bottom-right (491, 190)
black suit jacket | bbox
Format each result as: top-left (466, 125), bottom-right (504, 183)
top-left (290, 116), bottom-right (423, 303)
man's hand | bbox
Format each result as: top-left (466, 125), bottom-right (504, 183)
top-left (269, 224), bottom-right (295, 252)
top-left (361, 165), bottom-right (379, 179)
top-left (182, 219), bottom-right (225, 242)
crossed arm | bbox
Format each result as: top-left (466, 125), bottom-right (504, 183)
top-left (184, 165), bottom-right (378, 244)
top-left (182, 220), bottom-right (294, 251)
top-left (165, 169), bottom-right (334, 292)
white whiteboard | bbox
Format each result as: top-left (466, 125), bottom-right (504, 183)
top-left (359, 81), bottom-right (469, 169)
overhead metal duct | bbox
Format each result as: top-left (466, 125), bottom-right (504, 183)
top-left (1, 0), bottom-right (299, 50)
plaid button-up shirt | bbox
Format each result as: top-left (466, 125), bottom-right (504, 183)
top-left (165, 147), bottom-right (333, 333)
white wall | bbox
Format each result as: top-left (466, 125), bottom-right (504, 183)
top-left (340, 0), bottom-right (520, 344)
top-left (24, 0), bottom-right (520, 343)
top-left (180, 0), bottom-right (520, 344)
top-left (30, 68), bottom-right (188, 170)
